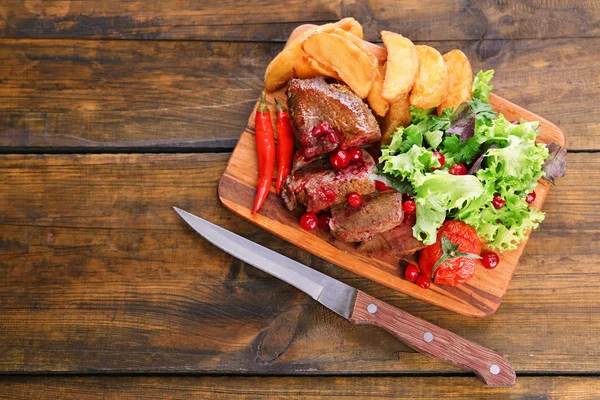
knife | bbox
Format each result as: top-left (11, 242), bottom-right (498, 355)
top-left (174, 207), bottom-right (516, 387)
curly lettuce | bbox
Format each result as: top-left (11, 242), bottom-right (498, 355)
top-left (379, 70), bottom-right (557, 251)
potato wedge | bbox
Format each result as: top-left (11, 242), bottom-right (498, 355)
top-left (284, 24), bottom-right (317, 49)
top-left (381, 31), bottom-right (418, 102)
top-left (381, 94), bottom-right (411, 144)
top-left (302, 32), bottom-right (375, 98)
top-left (264, 19), bottom-right (364, 91)
top-left (331, 28), bottom-right (378, 66)
top-left (364, 41), bottom-right (387, 64)
top-left (367, 63), bottom-right (389, 117)
top-left (293, 56), bottom-right (340, 80)
top-left (409, 45), bottom-right (449, 109)
top-left (437, 49), bottom-right (473, 115)
top-left (334, 17), bottom-right (364, 39)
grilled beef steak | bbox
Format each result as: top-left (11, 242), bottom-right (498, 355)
top-left (329, 191), bottom-right (404, 243)
top-left (358, 217), bottom-right (426, 256)
top-left (281, 150), bottom-right (376, 212)
top-left (287, 77), bottom-right (381, 169)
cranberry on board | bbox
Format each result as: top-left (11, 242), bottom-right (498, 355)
top-left (492, 193), bottom-right (505, 209)
top-left (375, 180), bottom-right (391, 191)
top-left (449, 163), bottom-right (467, 175)
top-left (403, 199), bottom-right (416, 214)
top-left (481, 252), bottom-right (500, 269)
top-left (525, 191), bottom-right (536, 204)
top-left (347, 192), bottom-right (363, 207)
top-left (299, 212), bottom-right (318, 231)
top-left (348, 147), bottom-right (362, 163)
top-left (405, 264), bottom-right (419, 282)
top-left (330, 149), bottom-right (350, 169)
top-left (431, 152), bottom-right (445, 171)
top-left (416, 274), bottom-right (431, 289)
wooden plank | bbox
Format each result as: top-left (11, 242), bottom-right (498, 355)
top-left (1, 0), bottom-right (599, 41)
top-left (0, 153), bottom-right (595, 374)
top-left (1, 376), bottom-right (600, 399)
top-left (218, 88), bottom-right (564, 318)
top-left (0, 37), bottom-right (596, 151)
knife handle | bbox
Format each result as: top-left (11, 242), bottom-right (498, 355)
top-left (349, 291), bottom-right (516, 387)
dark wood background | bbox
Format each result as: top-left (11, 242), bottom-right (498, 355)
top-left (0, 1), bottom-right (598, 398)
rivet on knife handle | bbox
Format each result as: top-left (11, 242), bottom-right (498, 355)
top-left (350, 291), bottom-right (516, 387)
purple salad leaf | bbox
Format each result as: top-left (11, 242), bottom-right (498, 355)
top-left (467, 144), bottom-right (497, 175)
top-left (446, 102), bottom-right (475, 141)
top-left (542, 142), bottom-right (567, 185)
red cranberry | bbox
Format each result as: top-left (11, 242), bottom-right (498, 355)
top-left (330, 149), bottom-right (350, 169)
top-left (416, 274), bottom-right (431, 289)
top-left (348, 147), bottom-right (362, 163)
top-left (431, 152), bottom-right (445, 171)
top-left (312, 122), bottom-right (330, 136)
top-left (318, 214), bottom-right (331, 231)
top-left (299, 212), bottom-right (318, 231)
top-left (347, 192), bottom-right (363, 207)
top-left (491, 193), bottom-right (505, 209)
top-left (324, 188), bottom-right (336, 202)
top-left (403, 200), bottom-right (416, 215)
top-left (449, 163), bottom-right (467, 175)
top-left (375, 180), bottom-right (391, 191)
top-left (525, 191), bottom-right (536, 204)
top-left (482, 252), bottom-right (500, 269)
top-left (405, 264), bottom-right (419, 282)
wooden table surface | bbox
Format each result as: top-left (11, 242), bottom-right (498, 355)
top-left (1, 1), bottom-right (598, 398)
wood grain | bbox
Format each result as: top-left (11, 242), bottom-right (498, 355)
top-left (2, 376), bottom-right (600, 399)
top-left (219, 88), bottom-right (564, 317)
top-left (0, 37), bottom-right (596, 150)
top-left (0, 153), bottom-right (597, 374)
top-left (2, 0), bottom-right (599, 41)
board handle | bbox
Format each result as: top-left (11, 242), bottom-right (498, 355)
top-left (350, 291), bottom-right (516, 387)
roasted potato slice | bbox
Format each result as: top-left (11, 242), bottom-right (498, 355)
top-left (364, 41), bottom-right (387, 64)
top-left (293, 56), bottom-right (340, 79)
top-left (367, 63), bottom-right (389, 117)
top-left (334, 17), bottom-right (364, 39)
top-left (381, 94), bottom-right (411, 145)
top-left (409, 45), bottom-right (449, 109)
top-left (284, 24), bottom-right (317, 49)
top-left (264, 19), bottom-right (363, 91)
top-left (302, 32), bottom-right (375, 98)
top-left (381, 31), bottom-right (418, 102)
top-left (437, 49), bottom-right (473, 115)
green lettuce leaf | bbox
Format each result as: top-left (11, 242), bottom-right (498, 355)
top-left (413, 170), bottom-right (484, 244)
top-left (424, 130), bottom-right (443, 150)
top-left (472, 70), bottom-right (494, 102)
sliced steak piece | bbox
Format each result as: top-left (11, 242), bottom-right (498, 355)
top-left (287, 77), bottom-right (381, 166)
top-left (281, 150), bottom-right (376, 212)
top-left (329, 191), bottom-right (404, 243)
top-left (358, 217), bottom-right (426, 257)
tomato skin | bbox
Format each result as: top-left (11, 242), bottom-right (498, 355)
top-left (419, 220), bottom-right (481, 286)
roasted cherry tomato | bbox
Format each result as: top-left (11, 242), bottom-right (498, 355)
top-left (419, 220), bottom-right (482, 286)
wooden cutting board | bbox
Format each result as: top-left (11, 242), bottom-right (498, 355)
top-left (218, 89), bottom-right (565, 318)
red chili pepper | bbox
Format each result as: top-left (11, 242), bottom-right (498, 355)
top-left (252, 92), bottom-right (276, 214)
top-left (275, 98), bottom-right (294, 195)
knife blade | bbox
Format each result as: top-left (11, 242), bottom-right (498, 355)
top-left (174, 207), bottom-right (516, 387)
